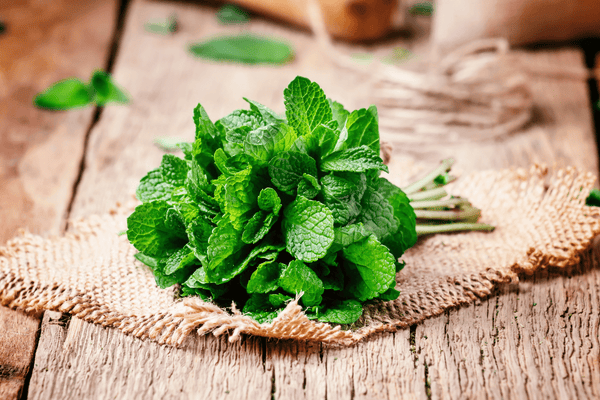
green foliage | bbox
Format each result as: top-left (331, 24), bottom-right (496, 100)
top-left (127, 76), bottom-right (418, 326)
top-left (188, 34), bottom-right (294, 65)
top-left (145, 14), bottom-right (178, 35)
top-left (34, 70), bottom-right (129, 110)
top-left (409, 2), bottom-right (434, 16)
top-left (216, 4), bottom-right (249, 24)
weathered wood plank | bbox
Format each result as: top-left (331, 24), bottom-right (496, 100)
top-left (0, 1), bottom-right (118, 399)
top-left (26, 0), bottom-right (599, 399)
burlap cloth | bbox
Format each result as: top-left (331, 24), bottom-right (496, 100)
top-left (1, 165), bottom-right (599, 346)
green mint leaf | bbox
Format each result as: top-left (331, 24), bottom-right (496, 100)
top-left (358, 188), bottom-right (399, 241)
top-left (186, 217), bottom-right (213, 262)
top-left (153, 136), bottom-right (189, 151)
top-left (216, 4), bottom-right (250, 24)
top-left (247, 261), bottom-right (281, 293)
top-left (317, 300), bottom-right (362, 324)
top-left (90, 70), bottom-right (129, 106)
top-left (269, 293), bottom-right (292, 308)
top-left (164, 246), bottom-right (197, 275)
top-left (134, 252), bottom-right (160, 269)
top-left (193, 104), bottom-right (220, 142)
top-left (222, 167), bottom-right (259, 230)
top-left (381, 48), bottom-right (412, 65)
top-left (218, 109), bottom-right (264, 151)
top-left (377, 288), bottom-right (400, 301)
top-left (206, 217), bottom-right (243, 272)
top-left (321, 145), bottom-right (388, 173)
top-left (334, 223), bottom-right (370, 247)
top-left (243, 294), bottom-right (281, 324)
top-left (164, 207), bottom-right (188, 240)
top-left (283, 196), bottom-right (334, 262)
top-left (127, 201), bottom-right (186, 257)
top-left (320, 172), bottom-right (366, 225)
top-left (268, 151), bottom-right (317, 193)
top-left (244, 123), bottom-right (297, 165)
top-left (344, 106), bottom-right (379, 154)
top-left (297, 173), bottom-right (321, 199)
top-left (34, 78), bottom-right (93, 110)
top-left (145, 14), bottom-right (178, 34)
top-left (244, 98), bottom-right (284, 124)
top-left (189, 34), bottom-right (294, 65)
top-left (343, 235), bottom-right (396, 298)
top-left (329, 99), bottom-right (349, 131)
top-left (291, 124), bottom-right (339, 160)
top-left (378, 178), bottom-right (417, 257)
top-left (242, 211), bottom-right (276, 244)
top-left (586, 188), bottom-right (600, 207)
top-left (257, 187), bottom-right (281, 213)
top-left (409, 2), bottom-right (434, 16)
top-left (279, 260), bottom-right (324, 307)
top-left (160, 154), bottom-right (188, 186)
top-left (284, 76), bottom-right (332, 137)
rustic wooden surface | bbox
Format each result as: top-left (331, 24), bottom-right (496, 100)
top-left (0, 1), bottom-right (118, 399)
top-left (3, 0), bottom-right (599, 398)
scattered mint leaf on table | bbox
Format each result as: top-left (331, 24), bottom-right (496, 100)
top-left (409, 2), bottom-right (434, 16)
top-left (586, 189), bottom-right (600, 207)
top-left (34, 78), bottom-right (93, 110)
top-left (189, 34), bottom-right (294, 65)
top-left (145, 14), bottom-right (178, 35)
top-left (34, 70), bottom-right (129, 110)
top-left (216, 4), bottom-right (249, 24)
top-left (126, 75), bottom-right (493, 327)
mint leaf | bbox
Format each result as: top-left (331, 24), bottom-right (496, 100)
top-left (269, 293), bottom-right (292, 308)
top-left (186, 217), bottom-right (213, 262)
top-left (136, 168), bottom-right (174, 202)
top-left (160, 154), bottom-right (188, 185)
top-left (222, 167), bottom-right (260, 229)
top-left (358, 188), bottom-right (398, 241)
top-left (321, 145), bottom-right (388, 173)
top-left (283, 196), bottom-right (334, 262)
top-left (216, 4), bottom-right (250, 24)
top-left (409, 2), bottom-right (434, 16)
top-left (34, 78), bottom-right (93, 110)
top-left (297, 173), bottom-right (321, 199)
top-left (127, 201), bottom-right (185, 257)
top-left (268, 151), bottom-right (317, 193)
top-left (377, 288), bottom-right (400, 301)
top-left (90, 70), bottom-right (129, 106)
top-left (206, 217), bottom-right (243, 272)
top-left (244, 98), bottom-right (283, 124)
top-left (164, 246), bottom-right (197, 275)
top-left (189, 34), bottom-right (294, 65)
top-left (247, 261), bottom-right (281, 293)
top-left (245, 123), bottom-right (296, 165)
top-left (145, 14), bottom-right (178, 34)
top-left (193, 104), bottom-right (220, 142)
top-left (258, 187), bottom-right (281, 213)
top-left (343, 235), bottom-right (396, 298)
top-left (279, 260), bottom-right (324, 307)
top-left (329, 99), bottom-right (349, 130)
top-left (320, 173), bottom-right (366, 225)
top-left (317, 300), bottom-right (362, 324)
top-left (344, 106), bottom-right (379, 154)
top-left (243, 294), bottom-right (281, 323)
top-left (284, 76), bottom-right (332, 137)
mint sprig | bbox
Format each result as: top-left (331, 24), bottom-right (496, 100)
top-left (127, 76), bottom-right (491, 325)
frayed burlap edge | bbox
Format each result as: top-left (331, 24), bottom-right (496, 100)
top-left (1, 165), bottom-right (600, 347)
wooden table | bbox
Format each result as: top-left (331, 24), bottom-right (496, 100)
top-left (2, 1), bottom-right (600, 399)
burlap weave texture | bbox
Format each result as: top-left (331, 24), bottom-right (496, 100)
top-left (1, 166), bottom-right (599, 346)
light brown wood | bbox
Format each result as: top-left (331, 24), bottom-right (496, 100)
top-left (0, 1), bottom-right (118, 399)
top-left (25, 0), bottom-right (600, 399)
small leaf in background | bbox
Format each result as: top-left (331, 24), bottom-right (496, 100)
top-left (586, 189), bottom-right (600, 206)
top-left (145, 14), bottom-right (178, 35)
top-left (216, 4), bottom-right (249, 25)
top-left (34, 78), bottom-right (93, 110)
top-left (381, 48), bottom-right (412, 65)
top-left (409, 2), bottom-right (434, 16)
top-left (189, 34), bottom-right (294, 65)
top-left (350, 52), bottom-right (374, 65)
top-left (90, 70), bottom-right (130, 106)
top-left (154, 136), bottom-right (189, 151)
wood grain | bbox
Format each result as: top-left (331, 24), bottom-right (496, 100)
top-left (25, 0), bottom-right (600, 399)
top-left (0, 1), bottom-right (118, 399)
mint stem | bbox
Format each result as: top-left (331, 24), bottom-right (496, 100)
top-left (408, 187), bottom-right (447, 201)
top-left (414, 206), bottom-right (481, 221)
top-left (403, 158), bottom-right (455, 195)
top-left (416, 223), bottom-right (495, 235)
top-left (410, 197), bottom-right (470, 209)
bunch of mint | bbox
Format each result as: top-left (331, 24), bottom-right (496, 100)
top-left (127, 76), bottom-right (491, 325)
